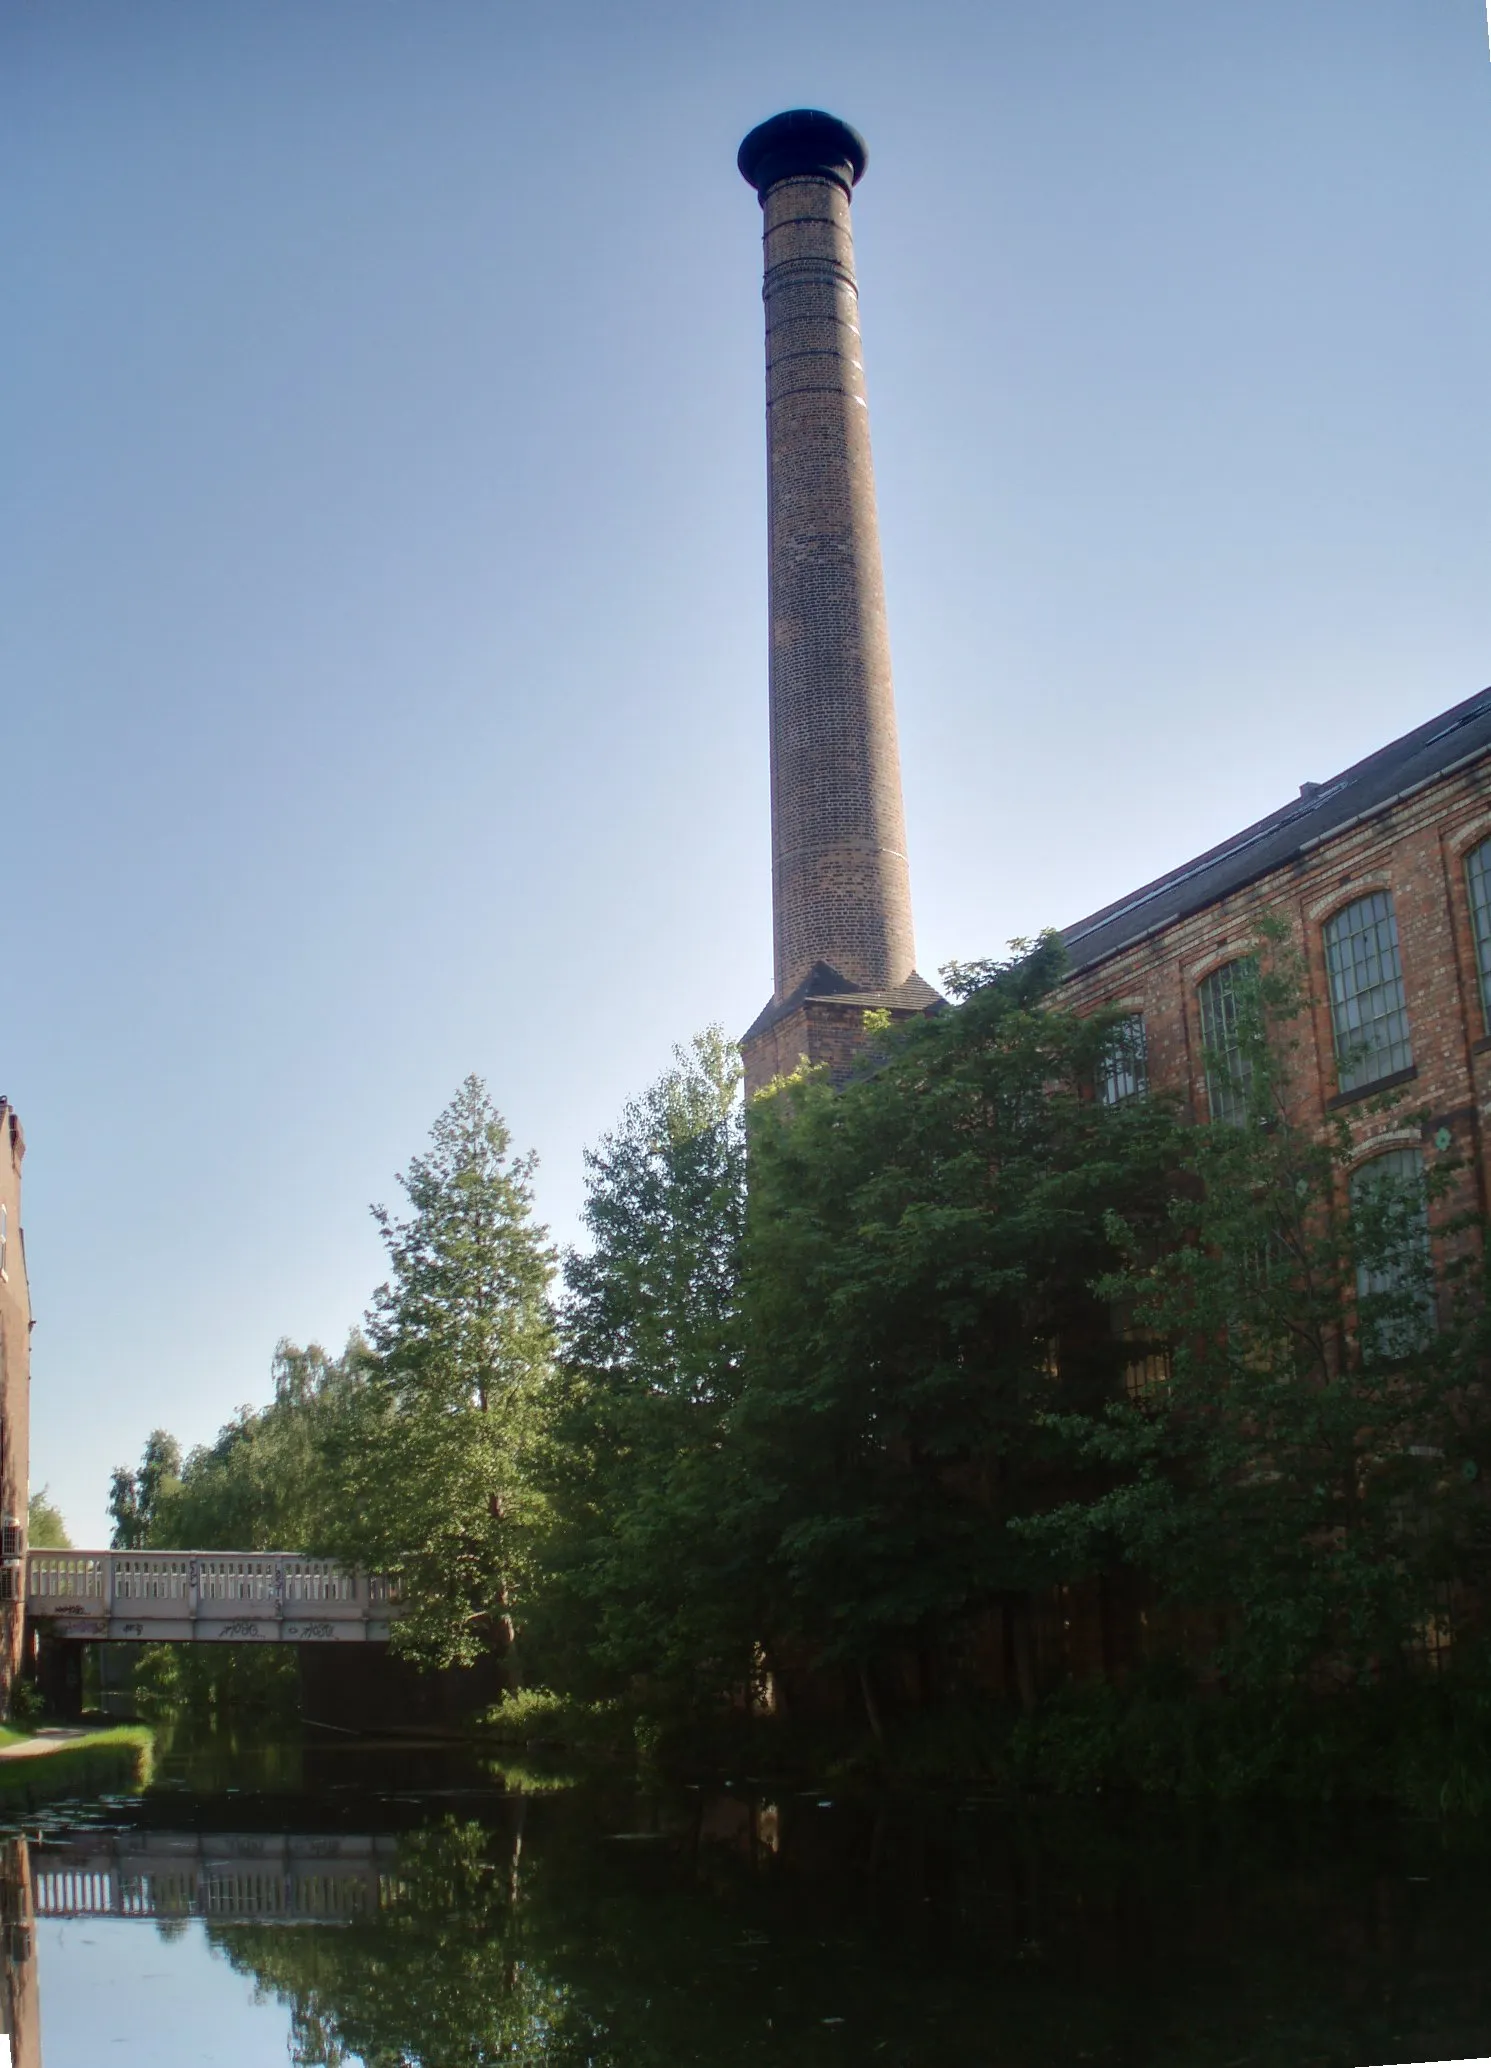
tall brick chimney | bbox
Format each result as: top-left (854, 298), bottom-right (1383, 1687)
top-left (737, 110), bottom-right (938, 1096)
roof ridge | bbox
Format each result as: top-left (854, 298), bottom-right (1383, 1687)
top-left (1062, 684), bottom-right (1491, 974)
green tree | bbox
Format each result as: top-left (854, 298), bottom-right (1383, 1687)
top-left (734, 935), bottom-right (1181, 1723)
top-left (146, 1338), bottom-right (371, 1552)
top-left (543, 1029), bottom-right (752, 1698)
top-left (104, 1352), bottom-right (367, 1728)
top-left (108, 1430), bottom-right (183, 1548)
top-left (324, 1075), bottom-right (557, 1669)
top-left (27, 1485), bottom-right (71, 1549)
top-left (1026, 930), bottom-right (1491, 1690)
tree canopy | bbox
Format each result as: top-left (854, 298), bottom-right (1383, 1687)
top-left (97, 941), bottom-right (1491, 1744)
top-left (540, 1028), bottom-right (751, 1699)
top-left (1023, 936), bottom-right (1491, 1690)
top-left (729, 935), bottom-right (1181, 1716)
top-left (27, 1486), bottom-right (71, 1550)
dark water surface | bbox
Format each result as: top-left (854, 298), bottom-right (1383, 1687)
top-left (3, 1725), bottom-right (1491, 2066)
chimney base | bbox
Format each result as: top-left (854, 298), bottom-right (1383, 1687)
top-left (740, 969), bottom-right (942, 1099)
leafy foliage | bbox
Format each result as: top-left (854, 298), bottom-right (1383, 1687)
top-left (143, 1341), bottom-right (370, 1553)
top-left (27, 1485), bottom-right (71, 1549)
top-left (109, 1430), bottom-right (183, 1548)
top-left (733, 935), bottom-right (1181, 1703)
top-left (98, 957), bottom-right (1491, 1780)
top-left (115, 1080), bottom-right (556, 1672)
top-left (320, 1075), bottom-right (557, 1669)
top-left (541, 1030), bottom-right (753, 1699)
top-left (1023, 931), bottom-right (1491, 1690)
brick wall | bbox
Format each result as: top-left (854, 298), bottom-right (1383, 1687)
top-left (742, 995), bottom-right (924, 1096)
top-left (1063, 758), bottom-right (1491, 1222)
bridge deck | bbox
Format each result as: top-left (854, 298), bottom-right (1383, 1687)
top-left (25, 1551), bottom-right (399, 1643)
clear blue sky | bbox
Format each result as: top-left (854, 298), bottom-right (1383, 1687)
top-left (5, 1), bottom-right (1488, 1543)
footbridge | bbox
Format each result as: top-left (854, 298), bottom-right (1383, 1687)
top-left (25, 1551), bottom-right (400, 1645)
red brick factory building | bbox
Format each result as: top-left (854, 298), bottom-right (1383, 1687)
top-left (1062, 686), bottom-right (1491, 1221)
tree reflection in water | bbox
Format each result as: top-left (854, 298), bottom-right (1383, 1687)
top-left (198, 1791), bottom-right (1491, 2068)
top-left (4, 1792), bottom-right (1491, 2065)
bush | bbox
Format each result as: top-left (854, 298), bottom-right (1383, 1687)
top-left (479, 1687), bottom-right (627, 1756)
top-left (1005, 1664), bottom-right (1491, 1811)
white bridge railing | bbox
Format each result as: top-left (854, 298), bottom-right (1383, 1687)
top-left (25, 1551), bottom-right (400, 1644)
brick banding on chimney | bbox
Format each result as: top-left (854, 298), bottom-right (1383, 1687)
top-left (737, 111), bottom-right (939, 1094)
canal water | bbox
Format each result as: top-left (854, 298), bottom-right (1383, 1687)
top-left (3, 1725), bottom-right (1491, 2066)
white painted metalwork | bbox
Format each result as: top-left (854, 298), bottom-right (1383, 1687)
top-left (25, 1550), bottom-right (400, 1643)
top-left (32, 1832), bottom-right (400, 1921)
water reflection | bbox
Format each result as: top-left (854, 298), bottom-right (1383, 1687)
top-left (2, 1769), bottom-right (1491, 2065)
top-left (31, 1828), bottom-right (398, 1923)
top-left (0, 1841), bottom-right (39, 2068)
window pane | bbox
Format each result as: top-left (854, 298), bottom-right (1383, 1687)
top-left (1350, 1146), bottom-right (1433, 1359)
top-left (1466, 840), bottom-right (1491, 1034)
top-left (1123, 1345), bottom-right (1172, 1407)
top-left (1323, 891), bottom-right (1413, 1092)
top-left (1197, 959), bottom-right (1256, 1123)
top-left (1112, 1303), bottom-right (1170, 1406)
top-left (1098, 1014), bottom-right (1148, 1105)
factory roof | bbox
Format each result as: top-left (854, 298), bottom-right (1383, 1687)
top-left (1062, 684), bottom-right (1491, 975)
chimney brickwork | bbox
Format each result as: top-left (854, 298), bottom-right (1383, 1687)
top-left (737, 111), bottom-right (938, 1096)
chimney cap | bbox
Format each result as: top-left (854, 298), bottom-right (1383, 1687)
top-left (738, 109), bottom-right (868, 199)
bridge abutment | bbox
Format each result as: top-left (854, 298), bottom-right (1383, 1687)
top-left (31, 1633), bottom-right (83, 1720)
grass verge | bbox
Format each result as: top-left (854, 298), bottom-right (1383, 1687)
top-left (0, 1726), bottom-right (155, 1808)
